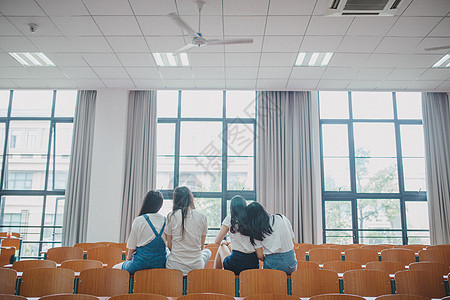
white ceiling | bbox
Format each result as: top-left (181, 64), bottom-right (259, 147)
top-left (0, 0), bottom-right (449, 91)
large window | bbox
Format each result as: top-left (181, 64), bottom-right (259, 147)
top-left (320, 92), bottom-right (429, 245)
top-left (156, 91), bottom-right (256, 242)
top-left (0, 90), bottom-right (76, 258)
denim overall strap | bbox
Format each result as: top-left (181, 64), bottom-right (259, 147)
top-left (142, 214), bottom-right (165, 237)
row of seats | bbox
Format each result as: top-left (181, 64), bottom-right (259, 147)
top-left (0, 267), bottom-right (449, 298)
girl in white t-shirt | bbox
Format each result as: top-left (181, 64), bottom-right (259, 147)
top-left (245, 202), bottom-right (297, 275)
top-left (165, 186), bottom-right (211, 275)
top-left (213, 195), bottom-right (259, 274)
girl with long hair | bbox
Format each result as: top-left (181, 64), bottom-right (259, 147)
top-left (213, 195), bottom-right (259, 274)
top-left (114, 190), bottom-right (166, 274)
top-left (245, 202), bottom-right (297, 274)
top-left (165, 186), bottom-right (211, 275)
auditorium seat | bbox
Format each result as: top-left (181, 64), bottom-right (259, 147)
top-left (74, 243), bottom-right (105, 251)
top-left (86, 246), bottom-right (123, 268)
top-left (133, 268), bottom-right (183, 297)
top-left (239, 269), bottom-right (287, 297)
top-left (39, 294), bottom-right (99, 300)
top-left (291, 269), bottom-right (339, 297)
top-left (0, 248), bottom-right (15, 266)
top-left (394, 270), bottom-right (446, 298)
top-left (12, 259), bottom-right (56, 272)
top-left (178, 293), bottom-right (234, 300)
top-left (296, 261), bottom-right (320, 270)
top-left (77, 268), bottom-right (129, 297)
top-left (46, 247), bottom-right (84, 263)
top-left (0, 267), bottom-right (17, 294)
top-left (0, 232), bottom-right (20, 238)
top-left (107, 294), bottom-right (169, 300)
top-left (342, 269), bottom-right (391, 297)
top-left (365, 261), bottom-right (405, 274)
top-left (361, 245), bottom-right (393, 252)
top-left (243, 294), bottom-right (301, 300)
top-left (1, 239), bottom-right (21, 251)
top-left (375, 295), bottom-right (431, 300)
top-left (19, 268), bottom-right (75, 297)
top-left (310, 294), bottom-right (365, 300)
top-left (186, 269), bottom-right (235, 296)
top-left (60, 259), bottom-right (103, 272)
top-left (418, 249), bottom-right (450, 267)
top-left (330, 244), bottom-right (358, 252)
top-left (323, 261), bottom-right (362, 273)
top-left (308, 248), bottom-right (341, 264)
top-left (294, 248), bottom-right (306, 262)
top-left (344, 248), bottom-right (379, 265)
top-left (393, 245), bottom-right (428, 253)
top-left (408, 261), bottom-right (449, 276)
top-left (107, 243), bottom-right (128, 252)
top-left (0, 295), bottom-right (27, 300)
top-left (294, 243), bottom-right (325, 252)
top-left (426, 245), bottom-right (450, 251)
top-left (205, 244), bottom-right (219, 260)
top-left (380, 248), bottom-right (416, 266)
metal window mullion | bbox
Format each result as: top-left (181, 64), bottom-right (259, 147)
top-left (0, 90), bottom-right (13, 194)
top-left (347, 92), bottom-right (359, 243)
top-left (173, 91), bottom-right (182, 189)
top-left (222, 91), bottom-right (227, 221)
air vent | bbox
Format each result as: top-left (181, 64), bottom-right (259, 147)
top-left (325, 0), bottom-right (403, 16)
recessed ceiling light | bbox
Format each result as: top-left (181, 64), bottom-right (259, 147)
top-left (432, 54), bottom-right (450, 68)
top-left (152, 53), bottom-right (190, 67)
top-left (295, 52), bottom-right (334, 67)
top-left (9, 52), bottom-right (55, 66)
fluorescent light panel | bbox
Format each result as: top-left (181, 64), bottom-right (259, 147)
top-left (152, 53), bottom-right (190, 67)
top-left (432, 54), bottom-right (450, 68)
top-left (9, 52), bottom-right (55, 66)
top-left (295, 52), bottom-right (334, 67)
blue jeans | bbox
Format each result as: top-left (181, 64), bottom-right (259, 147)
top-left (263, 249), bottom-right (297, 275)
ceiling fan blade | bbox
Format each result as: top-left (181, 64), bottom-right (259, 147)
top-left (174, 43), bottom-right (198, 54)
top-left (207, 38), bottom-right (253, 45)
top-left (424, 45), bottom-right (450, 51)
top-left (168, 13), bottom-right (198, 38)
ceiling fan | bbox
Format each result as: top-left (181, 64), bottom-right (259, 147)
top-left (168, 0), bottom-right (253, 54)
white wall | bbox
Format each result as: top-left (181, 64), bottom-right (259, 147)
top-left (86, 89), bottom-right (128, 242)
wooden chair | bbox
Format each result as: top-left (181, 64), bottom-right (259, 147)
top-left (0, 232), bottom-right (20, 238)
top-left (78, 268), bottom-right (129, 297)
top-left (294, 248), bottom-right (306, 261)
top-left (310, 295), bottom-right (365, 300)
top-left (19, 268), bottom-right (75, 297)
top-left (323, 261), bottom-right (362, 273)
top-left (380, 248), bottom-right (416, 266)
top-left (426, 245), bottom-right (450, 251)
top-left (93, 242), bottom-right (111, 247)
top-left (291, 269), bottom-right (339, 297)
top-left (1, 239), bottom-right (20, 251)
top-left (296, 261), bottom-right (320, 270)
top-left (133, 268), bottom-right (183, 297)
top-left (393, 245), bottom-right (428, 253)
top-left (86, 246), bottom-right (123, 268)
top-left (12, 259), bottom-right (57, 272)
top-left (107, 243), bottom-right (128, 252)
top-left (408, 261), bottom-right (449, 276)
top-left (243, 295), bottom-right (302, 300)
top-left (294, 243), bottom-right (325, 252)
top-left (39, 294), bottom-right (99, 300)
top-left (46, 247), bottom-right (84, 264)
top-left (321, 244), bottom-right (337, 248)
top-left (205, 244), bottom-right (219, 260)
top-left (352, 244), bottom-right (365, 248)
top-left (186, 269), bottom-right (235, 296)
top-left (344, 248), bottom-right (379, 265)
top-left (308, 248), bottom-right (341, 264)
top-left (109, 294), bottom-right (169, 300)
top-left (178, 294), bottom-right (235, 300)
top-left (0, 248), bottom-right (15, 266)
top-left (375, 295), bottom-right (432, 300)
top-left (60, 259), bottom-right (103, 272)
top-left (361, 245), bottom-right (393, 252)
top-left (342, 269), bottom-right (391, 297)
top-left (394, 270), bottom-right (446, 298)
top-left (418, 249), bottom-right (450, 267)
top-left (0, 296), bottom-right (27, 300)
top-left (330, 244), bottom-right (358, 252)
top-left (365, 261), bottom-right (406, 274)
top-left (74, 243), bottom-right (105, 251)
top-left (0, 267), bottom-right (17, 294)
top-left (239, 269), bottom-right (287, 297)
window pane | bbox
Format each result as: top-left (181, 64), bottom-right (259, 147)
top-left (45, 196), bottom-right (65, 227)
top-left (157, 90), bottom-right (178, 118)
top-left (352, 92), bottom-right (393, 119)
top-left (157, 123), bottom-right (175, 156)
top-left (354, 123), bottom-right (397, 157)
top-left (11, 90), bottom-right (53, 117)
top-left (322, 124), bottom-right (348, 156)
top-left (159, 200), bottom-right (173, 217)
top-left (405, 201), bottom-right (429, 230)
top-left (325, 230), bottom-right (353, 244)
top-left (179, 157), bottom-right (221, 192)
top-left (396, 92), bottom-right (422, 119)
top-left (359, 230), bottom-right (402, 245)
top-left (401, 125), bottom-right (424, 157)
top-left (403, 158), bottom-right (426, 191)
top-left (181, 91), bottom-right (222, 118)
top-left (407, 231), bottom-right (430, 245)
top-left (0, 90), bottom-right (10, 117)
top-left (323, 158), bottom-right (351, 191)
top-left (54, 90), bottom-right (77, 117)
top-left (180, 122), bottom-right (222, 156)
top-left (156, 156), bottom-right (174, 190)
top-left (195, 198), bottom-right (221, 228)
top-left (355, 157), bottom-right (398, 193)
top-left (226, 91), bottom-right (255, 118)
top-left (48, 123), bottom-right (73, 190)
top-left (227, 124), bottom-right (253, 157)
top-left (156, 123), bottom-right (175, 190)
top-left (357, 199), bottom-right (401, 230)
top-left (319, 91), bottom-right (349, 119)
top-left (228, 157), bottom-right (254, 190)
top-left (325, 201), bottom-right (352, 229)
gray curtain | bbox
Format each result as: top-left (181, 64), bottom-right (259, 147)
top-left (119, 91), bottom-right (157, 242)
top-left (62, 90), bottom-right (97, 246)
top-left (256, 91), bottom-right (322, 244)
top-left (422, 92), bottom-right (450, 245)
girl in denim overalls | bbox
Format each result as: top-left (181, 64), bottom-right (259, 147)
top-left (114, 190), bottom-right (167, 274)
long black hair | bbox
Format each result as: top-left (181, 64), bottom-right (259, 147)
top-left (245, 202), bottom-right (273, 245)
top-left (138, 190), bottom-right (164, 216)
top-left (171, 186), bottom-right (195, 237)
top-left (229, 195), bottom-right (248, 234)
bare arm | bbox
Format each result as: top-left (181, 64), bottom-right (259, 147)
top-left (166, 234), bottom-right (172, 251)
top-left (255, 247), bottom-right (265, 261)
top-left (214, 225), bottom-right (230, 245)
top-left (292, 238), bottom-right (295, 246)
top-left (200, 235), bottom-right (206, 250)
top-left (126, 249), bottom-right (135, 260)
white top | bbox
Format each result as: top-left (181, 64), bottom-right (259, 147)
top-left (254, 214), bottom-right (295, 255)
top-left (222, 215), bottom-right (255, 254)
top-left (126, 213), bottom-right (166, 249)
top-left (165, 209), bottom-right (208, 275)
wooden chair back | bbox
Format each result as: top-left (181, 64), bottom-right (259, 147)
top-left (109, 294), bottom-right (169, 300)
top-left (1, 239), bottom-right (20, 251)
top-left (375, 294), bottom-right (434, 300)
top-left (93, 242), bottom-right (111, 247)
top-left (393, 245), bottom-right (428, 253)
top-left (296, 261), bottom-right (320, 270)
top-left (19, 268), bottom-right (75, 297)
top-left (308, 248), bottom-right (341, 264)
top-left (426, 245), bottom-right (450, 251)
top-left (320, 244), bottom-right (337, 248)
top-left (243, 295), bottom-right (302, 300)
top-left (239, 269), bottom-right (287, 297)
top-left (133, 268), bottom-right (183, 297)
top-left (380, 248), bottom-right (416, 266)
top-left (0, 248), bottom-right (15, 266)
top-left (291, 269), bottom-right (339, 297)
top-left (46, 247), bottom-right (84, 264)
top-left (186, 269), bottom-right (235, 296)
top-left (408, 261), bottom-right (449, 276)
top-left (394, 270), bottom-right (446, 298)
top-left (12, 259), bottom-right (56, 272)
top-left (0, 267), bottom-right (17, 294)
top-left (294, 248), bottom-right (306, 261)
top-left (330, 244), bottom-right (358, 252)
top-left (0, 232), bottom-right (20, 238)
top-left (204, 244), bottom-right (219, 260)
top-left (107, 243), bottom-right (128, 252)
top-left (310, 295), bottom-right (365, 300)
top-left (74, 243), bottom-right (105, 251)
top-left (178, 294), bottom-right (235, 300)
top-left (342, 269), bottom-right (391, 297)
top-left (294, 243), bottom-right (325, 252)
top-left (0, 296), bottom-right (27, 300)
top-left (344, 248), bottom-right (379, 265)
top-left (39, 294), bottom-right (99, 300)
top-left (418, 249), bottom-right (450, 267)
top-left (78, 268), bottom-right (129, 297)
top-left (86, 246), bottom-right (123, 268)
top-left (60, 259), bottom-right (103, 272)
top-left (361, 245), bottom-right (393, 252)
top-left (323, 261), bottom-right (362, 273)
top-left (365, 261), bottom-right (405, 274)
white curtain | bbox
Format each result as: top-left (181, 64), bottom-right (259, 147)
top-left (62, 90), bottom-right (97, 246)
top-left (257, 91), bottom-right (322, 244)
top-left (422, 92), bottom-right (450, 245)
top-left (119, 91), bottom-right (158, 242)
